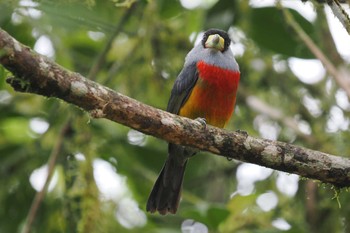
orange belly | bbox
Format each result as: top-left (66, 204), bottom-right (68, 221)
top-left (179, 61), bottom-right (240, 128)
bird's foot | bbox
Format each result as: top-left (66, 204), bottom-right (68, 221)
top-left (195, 117), bottom-right (207, 130)
top-left (235, 129), bottom-right (248, 137)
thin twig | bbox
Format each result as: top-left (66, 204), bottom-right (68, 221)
top-left (22, 121), bottom-right (71, 233)
top-left (280, 4), bottom-right (350, 98)
top-left (246, 95), bottom-right (316, 143)
top-left (105, 41), bottom-right (140, 85)
top-left (87, 3), bottom-right (137, 80)
top-left (327, 0), bottom-right (350, 35)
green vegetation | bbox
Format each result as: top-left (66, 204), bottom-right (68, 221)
top-left (1, 0), bottom-right (350, 232)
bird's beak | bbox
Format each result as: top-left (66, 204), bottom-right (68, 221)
top-left (205, 34), bottom-right (225, 51)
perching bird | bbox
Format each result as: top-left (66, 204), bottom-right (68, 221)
top-left (146, 29), bottom-right (240, 215)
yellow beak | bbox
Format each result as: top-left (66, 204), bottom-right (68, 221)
top-left (205, 34), bottom-right (225, 51)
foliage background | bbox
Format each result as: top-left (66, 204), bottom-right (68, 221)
top-left (0, 0), bottom-right (350, 232)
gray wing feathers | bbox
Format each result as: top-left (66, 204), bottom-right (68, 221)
top-left (166, 62), bottom-right (198, 114)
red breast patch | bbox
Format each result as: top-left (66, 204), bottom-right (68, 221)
top-left (179, 60), bottom-right (240, 128)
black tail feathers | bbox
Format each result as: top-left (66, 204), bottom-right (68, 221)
top-left (146, 158), bottom-right (188, 215)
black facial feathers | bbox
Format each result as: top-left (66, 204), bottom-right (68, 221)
top-left (201, 29), bottom-right (231, 52)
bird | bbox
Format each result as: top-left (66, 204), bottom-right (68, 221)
top-left (146, 29), bottom-right (240, 215)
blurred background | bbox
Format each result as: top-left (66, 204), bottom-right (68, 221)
top-left (1, 0), bottom-right (350, 232)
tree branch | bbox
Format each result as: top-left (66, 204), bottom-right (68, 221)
top-left (1, 28), bottom-right (350, 187)
top-left (281, 4), bottom-right (350, 99)
top-left (87, 3), bottom-right (137, 80)
top-left (246, 95), bottom-right (316, 144)
top-left (327, 0), bottom-right (350, 35)
top-left (22, 120), bottom-right (71, 233)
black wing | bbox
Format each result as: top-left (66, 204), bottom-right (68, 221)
top-left (166, 62), bottom-right (198, 114)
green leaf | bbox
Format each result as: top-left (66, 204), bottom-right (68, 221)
top-left (249, 7), bottom-right (315, 58)
top-left (157, 0), bottom-right (183, 19)
top-left (220, 194), bottom-right (262, 232)
top-left (205, 0), bottom-right (239, 30)
top-left (206, 205), bottom-right (230, 228)
top-left (0, 117), bottom-right (32, 143)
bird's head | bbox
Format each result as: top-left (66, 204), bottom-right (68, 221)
top-left (202, 29), bottom-right (231, 52)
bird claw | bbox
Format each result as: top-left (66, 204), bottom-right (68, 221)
top-left (195, 117), bottom-right (207, 129)
top-left (236, 129), bottom-right (248, 137)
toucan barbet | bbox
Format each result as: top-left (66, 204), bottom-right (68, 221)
top-left (147, 29), bottom-right (241, 215)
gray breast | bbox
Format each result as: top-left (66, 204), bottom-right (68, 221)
top-left (184, 44), bottom-right (239, 72)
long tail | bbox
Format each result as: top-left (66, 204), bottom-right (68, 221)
top-left (146, 153), bottom-right (188, 215)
